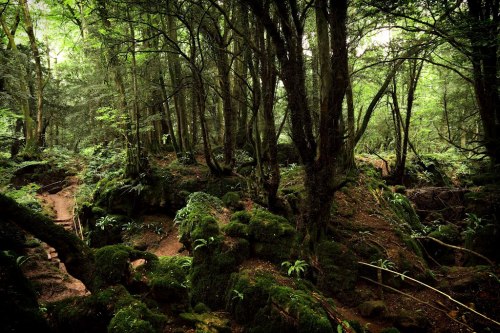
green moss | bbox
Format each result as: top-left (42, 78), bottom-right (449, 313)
top-left (179, 312), bottom-right (231, 333)
top-left (316, 241), bottom-right (358, 301)
top-left (190, 239), bottom-right (248, 309)
top-left (94, 245), bottom-right (157, 289)
top-left (387, 193), bottom-right (423, 232)
top-left (140, 256), bottom-right (191, 302)
top-left (175, 192), bottom-right (224, 249)
top-left (222, 191), bottom-right (241, 208)
top-left (428, 224), bottom-right (461, 244)
top-left (248, 209), bottom-right (296, 263)
top-left (49, 285), bottom-right (166, 333)
top-left (223, 221), bottom-right (250, 238)
top-left (108, 301), bottom-right (166, 333)
top-left (226, 270), bottom-right (333, 333)
top-left (230, 210), bottom-right (252, 224)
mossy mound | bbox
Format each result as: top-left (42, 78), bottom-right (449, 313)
top-left (48, 285), bottom-right (166, 333)
top-left (386, 192), bottom-right (423, 232)
top-left (224, 209), bottom-right (297, 263)
top-left (94, 245), bottom-right (157, 290)
top-left (138, 256), bottom-right (191, 303)
top-left (316, 240), bottom-right (358, 302)
top-left (226, 270), bottom-right (334, 333)
top-left (175, 192), bottom-right (224, 250)
top-left (179, 312), bottom-right (231, 333)
top-left (190, 237), bottom-right (250, 309)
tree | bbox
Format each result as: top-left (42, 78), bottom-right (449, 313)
top-left (368, 0), bottom-right (500, 165)
top-left (242, 0), bottom-right (349, 244)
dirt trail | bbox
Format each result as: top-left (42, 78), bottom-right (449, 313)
top-left (24, 177), bottom-right (89, 303)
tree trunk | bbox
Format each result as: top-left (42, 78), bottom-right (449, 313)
top-left (467, 0), bottom-right (500, 165)
top-left (20, 0), bottom-right (44, 148)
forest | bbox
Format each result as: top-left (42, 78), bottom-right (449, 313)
top-left (0, 0), bottom-right (499, 332)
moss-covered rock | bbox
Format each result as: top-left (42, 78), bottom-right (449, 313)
top-left (316, 241), bottom-right (358, 302)
top-left (179, 312), bottom-right (231, 333)
top-left (222, 191), bottom-right (242, 209)
top-left (358, 300), bottom-right (387, 317)
top-left (48, 285), bottom-right (166, 333)
top-left (94, 245), bottom-right (157, 290)
top-left (190, 238), bottom-right (249, 309)
top-left (108, 301), bottom-right (166, 333)
top-left (428, 224), bottom-right (461, 244)
top-left (226, 270), bottom-right (333, 333)
top-left (387, 192), bottom-right (424, 232)
top-left (247, 209), bottom-right (296, 263)
top-left (175, 192), bottom-right (224, 250)
top-left (139, 256), bottom-right (191, 303)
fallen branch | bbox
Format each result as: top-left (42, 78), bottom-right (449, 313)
top-left (360, 276), bottom-right (474, 332)
top-left (358, 261), bottom-right (500, 328)
top-left (414, 236), bottom-right (494, 266)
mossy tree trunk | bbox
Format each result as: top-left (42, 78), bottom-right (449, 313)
top-left (244, 0), bottom-right (349, 245)
top-left (0, 194), bottom-right (96, 291)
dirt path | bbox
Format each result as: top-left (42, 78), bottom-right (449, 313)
top-left (24, 177), bottom-right (89, 303)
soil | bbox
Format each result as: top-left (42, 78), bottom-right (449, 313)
top-left (24, 176), bottom-right (89, 303)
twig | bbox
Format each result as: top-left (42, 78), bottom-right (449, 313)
top-left (360, 276), bottom-right (474, 332)
top-left (358, 261), bottom-right (500, 328)
top-left (414, 236), bottom-right (494, 266)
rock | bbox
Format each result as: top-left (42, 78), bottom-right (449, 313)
top-left (390, 310), bottom-right (430, 333)
top-left (358, 300), bottom-right (387, 317)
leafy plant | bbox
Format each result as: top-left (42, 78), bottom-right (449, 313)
top-left (281, 259), bottom-right (309, 278)
top-left (95, 215), bottom-right (117, 230)
top-left (232, 289), bottom-right (244, 301)
top-left (193, 236), bottom-right (215, 251)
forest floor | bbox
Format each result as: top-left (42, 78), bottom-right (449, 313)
top-left (15, 155), bottom-right (500, 332)
top-left (21, 176), bottom-right (88, 303)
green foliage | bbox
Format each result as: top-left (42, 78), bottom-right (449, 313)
top-left (174, 192), bottom-right (223, 247)
top-left (221, 191), bottom-right (241, 208)
top-left (316, 241), bottom-right (358, 301)
top-left (226, 270), bottom-right (333, 333)
top-left (3, 183), bottom-right (42, 212)
top-left (386, 192), bottom-right (424, 232)
top-left (95, 215), bottom-right (118, 230)
top-left (281, 259), bottom-right (309, 278)
top-left (48, 285), bottom-right (165, 333)
top-left (138, 256), bottom-right (191, 302)
top-left (93, 245), bottom-right (157, 290)
top-left (428, 224), bottom-right (461, 244)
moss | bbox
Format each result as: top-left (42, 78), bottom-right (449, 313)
top-left (108, 301), bottom-right (166, 333)
top-left (190, 239), bottom-right (248, 309)
top-left (316, 241), bottom-right (358, 301)
top-left (428, 224), bottom-right (461, 244)
top-left (94, 245), bottom-right (157, 290)
top-left (226, 270), bottom-right (333, 333)
top-left (223, 221), bottom-right (250, 238)
top-left (387, 193), bottom-right (423, 232)
top-left (179, 312), bottom-right (231, 333)
top-left (222, 191), bottom-right (241, 209)
top-left (48, 285), bottom-right (166, 333)
top-left (175, 192), bottom-right (224, 249)
top-left (230, 210), bottom-right (252, 224)
top-left (140, 256), bottom-right (191, 302)
top-left (248, 209), bottom-right (296, 263)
